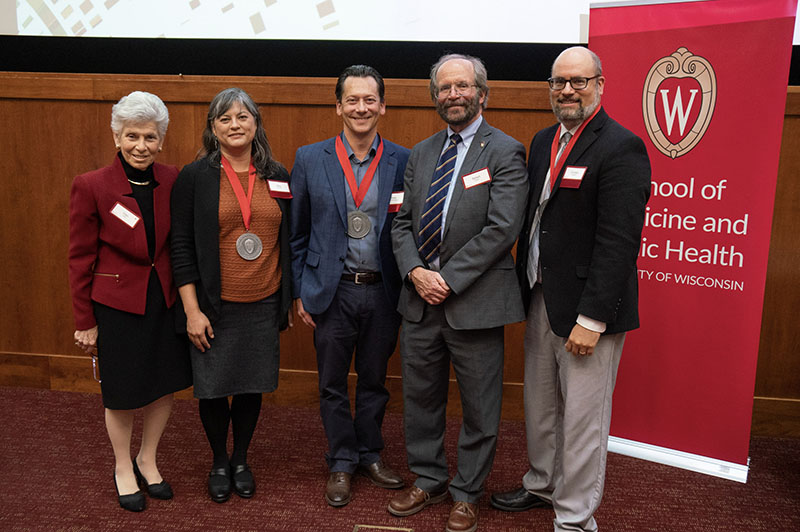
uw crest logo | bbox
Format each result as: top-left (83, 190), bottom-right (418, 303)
top-left (642, 47), bottom-right (717, 159)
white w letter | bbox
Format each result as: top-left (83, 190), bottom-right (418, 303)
top-left (660, 87), bottom-right (698, 136)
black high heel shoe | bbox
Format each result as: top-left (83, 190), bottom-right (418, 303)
top-left (114, 472), bottom-right (146, 512)
top-left (133, 460), bottom-right (174, 500)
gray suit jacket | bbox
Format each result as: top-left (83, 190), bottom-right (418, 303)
top-left (391, 118), bottom-right (528, 330)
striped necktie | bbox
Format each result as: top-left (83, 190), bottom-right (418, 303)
top-left (418, 134), bottom-right (461, 263)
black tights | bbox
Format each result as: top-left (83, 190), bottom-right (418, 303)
top-left (198, 393), bottom-right (262, 469)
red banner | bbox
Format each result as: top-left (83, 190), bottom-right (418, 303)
top-left (589, 0), bottom-right (797, 479)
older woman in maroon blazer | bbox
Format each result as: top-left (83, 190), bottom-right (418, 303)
top-left (68, 91), bottom-right (192, 512)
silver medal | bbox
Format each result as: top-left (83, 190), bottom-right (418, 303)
top-left (347, 210), bottom-right (371, 239)
top-left (236, 232), bottom-right (263, 260)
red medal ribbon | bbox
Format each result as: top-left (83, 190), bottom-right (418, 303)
top-left (549, 105), bottom-right (602, 191)
top-left (220, 156), bottom-right (257, 230)
top-left (335, 135), bottom-right (384, 208)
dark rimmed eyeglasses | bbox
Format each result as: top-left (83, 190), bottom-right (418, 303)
top-left (547, 75), bottom-right (601, 91)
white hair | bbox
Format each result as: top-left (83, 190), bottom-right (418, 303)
top-left (110, 91), bottom-right (169, 138)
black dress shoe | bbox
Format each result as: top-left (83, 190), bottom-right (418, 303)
top-left (114, 473), bottom-right (146, 512)
top-left (490, 487), bottom-right (552, 512)
top-left (208, 466), bottom-right (232, 503)
top-left (133, 460), bottom-right (174, 500)
top-left (232, 464), bottom-right (255, 498)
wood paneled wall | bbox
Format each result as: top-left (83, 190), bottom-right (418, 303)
top-left (1, 73), bottom-right (797, 435)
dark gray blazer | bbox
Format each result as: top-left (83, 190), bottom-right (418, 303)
top-left (170, 157), bottom-right (292, 331)
top-left (391, 118), bottom-right (529, 330)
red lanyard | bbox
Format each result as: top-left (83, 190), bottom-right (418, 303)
top-left (549, 105), bottom-right (601, 191)
top-left (220, 156), bottom-right (257, 230)
top-left (335, 135), bottom-right (384, 208)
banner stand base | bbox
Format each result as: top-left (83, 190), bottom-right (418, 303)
top-left (608, 436), bottom-right (749, 483)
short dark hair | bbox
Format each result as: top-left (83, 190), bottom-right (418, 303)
top-left (335, 65), bottom-right (385, 102)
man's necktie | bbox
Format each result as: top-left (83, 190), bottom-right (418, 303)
top-left (418, 134), bottom-right (461, 263)
top-left (527, 131), bottom-right (572, 286)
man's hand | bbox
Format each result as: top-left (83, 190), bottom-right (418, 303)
top-left (409, 267), bottom-right (451, 305)
top-left (294, 298), bottom-right (316, 329)
top-left (565, 323), bottom-right (601, 356)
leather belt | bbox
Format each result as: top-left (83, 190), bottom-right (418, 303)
top-left (341, 272), bottom-right (382, 285)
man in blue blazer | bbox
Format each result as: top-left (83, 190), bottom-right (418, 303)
top-left (289, 65), bottom-right (409, 507)
top-left (490, 47), bottom-right (651, 532)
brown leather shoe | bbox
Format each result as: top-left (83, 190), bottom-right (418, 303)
top-left (446, 501), bottom-right (478, 532)
top-left (325, 471), bottom-right (352, 507)
top-left (387, 485), bottom-right (448, 517)
top-left (360, 460), bottom-right (404, 489)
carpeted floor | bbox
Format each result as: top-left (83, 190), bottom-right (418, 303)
top-left (1, 386), bottom-right (798, 531)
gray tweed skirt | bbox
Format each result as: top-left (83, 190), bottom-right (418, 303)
top-left (190, 293), bottom-right (280, 399)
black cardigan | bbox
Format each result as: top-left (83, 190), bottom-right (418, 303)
top-left (170, 157), bottom-right (292, 330)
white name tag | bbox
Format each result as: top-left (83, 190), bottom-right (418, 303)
top-left (110, 202), bottom-right (140, 228)
top-left (560, 166), bottom-right (587, 189)
top-left (462, 168), bottom-right (491, 189)
top-left (389, 191), bottom-right (404, 206)
top-left (267, 180), bottom-right (292, 198)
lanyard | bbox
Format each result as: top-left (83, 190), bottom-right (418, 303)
top-left (335, 135), bottom-right (384, 208)
top-left (220, 156), bottom-right (257, 230)
top-left (549, 105), bottom-right (601, 191)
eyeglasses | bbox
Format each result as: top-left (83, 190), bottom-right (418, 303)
top-left (547, 75), bottom-right (600, 91)
top-left (437, 83), bottom-right (478, 97)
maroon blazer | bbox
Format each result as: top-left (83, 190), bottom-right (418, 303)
top-left (68, 156), bottom-right (179, 330)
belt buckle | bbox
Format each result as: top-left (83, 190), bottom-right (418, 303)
top-left (354, 272), bottom-right (367, 284)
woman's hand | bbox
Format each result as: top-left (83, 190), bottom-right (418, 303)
top-left (186, 309), bottom-right (214, 352)
top-left (74, 327), bottom-right (98, 355)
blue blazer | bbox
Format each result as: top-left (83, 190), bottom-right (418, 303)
top-left (289, 135), bottom-right (410, 315)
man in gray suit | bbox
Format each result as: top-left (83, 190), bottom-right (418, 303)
top-left (389, 53), bottom-right (528, 532)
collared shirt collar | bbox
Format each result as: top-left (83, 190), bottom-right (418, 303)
top-left (340, 132), bottom-right (380, 164)
top-left (447, 115), bottom-right (483, 148)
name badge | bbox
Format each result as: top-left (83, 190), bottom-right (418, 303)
top-left (267, 180), bottom-right (292, 198)
top-left (560, 166), bottom-right (587, 189)
top-left (110, 202), bottom-right (140, 228)
top-left (388, 191), bottom-right (404, 213)
top-left (462, 168), bottom-right (491, 189)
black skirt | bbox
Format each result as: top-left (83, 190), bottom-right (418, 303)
top-left (94, 269), bottom-right (192, 410)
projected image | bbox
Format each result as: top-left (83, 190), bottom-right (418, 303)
top-left (4, 0), bottom-right (590, 43)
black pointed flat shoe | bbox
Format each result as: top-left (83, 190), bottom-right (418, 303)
top-left (114, 472), bottom-right (146, 512)
top-left (133, 460), bottom-right (174, 500)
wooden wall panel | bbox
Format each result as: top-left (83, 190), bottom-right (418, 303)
top-left (0, 73), bottom-right (798, 436)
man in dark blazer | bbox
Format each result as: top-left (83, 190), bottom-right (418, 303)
top-left (490, 47), bottom-right (651, 532)
top-left (389, 54), bottom-right (528, 532)
top-left (289, 65), bottom-right (409, 507)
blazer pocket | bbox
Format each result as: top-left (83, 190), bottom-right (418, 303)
top-left (93, 272), bottom-right (120, 283)
top-left (306, 250), bottom-right (320, 268)
top-left (575, 265), bottom-right (589, 279)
